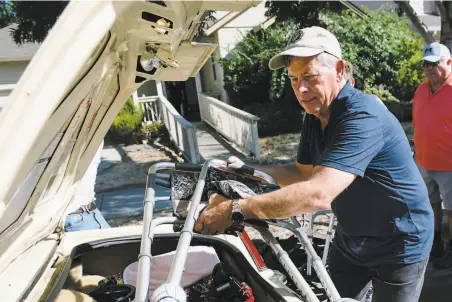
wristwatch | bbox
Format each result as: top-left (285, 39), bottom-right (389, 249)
top-left (231, 199), bottom-right (245, 224)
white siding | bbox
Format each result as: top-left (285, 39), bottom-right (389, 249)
top-left (216, 1), bottom-right (269, 59)
top-left (0, 61), bottom-right (30, 110)
top-left (0, 61), bottom-right (29, 85)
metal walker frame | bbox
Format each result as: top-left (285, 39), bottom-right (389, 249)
top-left (133, 159), bottom-right (357, 302)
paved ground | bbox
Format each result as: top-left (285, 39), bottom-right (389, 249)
top-left (98, 144), bottom-right (125, 173)
top-left (96, 122), bottom-right (244, 222)
top-left (96, 186), bottom-right (172, 221)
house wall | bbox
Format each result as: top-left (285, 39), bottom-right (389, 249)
top-left (198, 34), bottom-right (227, 101)
top-left (0, 61), bottom-right (29, 86)
top-left (136, 80), bottom-right (158, 98)
top-left (198, 1), bottom-right (270, 104)
top-left (216, 1), bottom-right (269, 59)
top-left (0, 61), bottom-right (30, 109)
top-left (407, 0), bottom-right (440, 15)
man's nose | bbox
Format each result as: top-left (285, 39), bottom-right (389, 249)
top-left (297, 79), bottom-right (309, 93)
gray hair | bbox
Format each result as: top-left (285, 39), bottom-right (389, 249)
top-left (316, 52), bottom-right (340, 69)
top-left (285, 52), bottom-right (339, 69)
top-left (344, 60), bottom-right (354, 81)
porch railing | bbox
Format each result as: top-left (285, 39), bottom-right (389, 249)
top-left (198, 93), bottom-right (261, 162)
top-left (138, 96), bottom-right (160, 123)
top-left (139, 95), bottom-right (200, 164)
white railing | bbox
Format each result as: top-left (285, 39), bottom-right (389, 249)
top-left (198, 93), bottom-right (260, 162)
top-left (138, 96), bottom-right (160, 123)
top-left (147, 94), bottom-right (200, 164)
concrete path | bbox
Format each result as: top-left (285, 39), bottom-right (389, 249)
top-left (96, 186), bottom-right (172, 220)
top-left (95, 142), bottom-right (173, 221)
top-left (98, 144), bottom-right (125, 173)
top-left (193, 121), bottom-right (248, 162)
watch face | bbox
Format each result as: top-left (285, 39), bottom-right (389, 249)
top-left (231, 211), bottom-right (244, 223)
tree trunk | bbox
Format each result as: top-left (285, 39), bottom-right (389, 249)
top-left (436, 1), bottom-right (452, 50)
top-left (394, 0), bottom-right (435, 43)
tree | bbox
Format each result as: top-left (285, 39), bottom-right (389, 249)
top-left (393, 1), bottom-right (434, 43)
top-left (264, 0), bottom-right (345, 25)
top-left (220, 20), bottom-right (304, 136)
top-left (221, 4), bottom-right (424, 135)
top-left (0, 1), bottom-right (15, 28)
top-left (435, 1), bottom-right (452, 50)
top-left (9, 1), bottom-right (67, 45)
top-left (320, 5), bottom-right (424, 103)
top-left (395, 1), bottom-right (452, 50)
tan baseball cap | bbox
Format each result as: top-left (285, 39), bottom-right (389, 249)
top-left (268, 26), bottom-right (342, 70)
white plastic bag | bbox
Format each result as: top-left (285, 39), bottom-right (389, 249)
top-left (123, 246), bottom-right (220, 297)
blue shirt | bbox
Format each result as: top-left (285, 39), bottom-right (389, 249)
top-left (297, 82), bottom-right (434, 266)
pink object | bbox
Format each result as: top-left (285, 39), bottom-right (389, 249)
top-left (123, 246), bottom-right (220, 297)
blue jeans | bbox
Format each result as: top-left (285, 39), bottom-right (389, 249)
top-left (327, 242), bottom-right (428, 302)
top-left (64, 208), bottom-right (110, 232)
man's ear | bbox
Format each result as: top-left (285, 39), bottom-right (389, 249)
top-left (336, 59), bottom-right (345, 81)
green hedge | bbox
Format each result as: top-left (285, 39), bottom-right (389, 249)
top-left (220, 6), bottom-right (424, 135)
top-left (106, 97), bottom-right (144, 144)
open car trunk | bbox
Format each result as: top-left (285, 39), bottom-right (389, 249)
top-left (55, 234), bottom-right (298, 302)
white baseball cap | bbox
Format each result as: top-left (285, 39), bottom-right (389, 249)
top-left (421, 42), bottom-right (451, 62)
top-left (268, 26), bottom-right (342, 70)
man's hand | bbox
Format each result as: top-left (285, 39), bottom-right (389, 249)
top-left (194, 193), bottom-right (233, 235)
top-left (226, 156), bottom-right (245, 169)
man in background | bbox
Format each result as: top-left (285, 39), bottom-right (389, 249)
top-left (413, 42), bottom-right (452, 268)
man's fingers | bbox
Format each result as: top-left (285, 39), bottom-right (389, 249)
top-left (209, 193), bottom-right (219, 202)
top-left (227, 156), bottom-right (240, 164)
top-left (194, 215), bottom-right (204, 232)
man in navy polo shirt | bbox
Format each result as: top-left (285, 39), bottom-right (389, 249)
top-left (195, 26), bottom-right (433, 302)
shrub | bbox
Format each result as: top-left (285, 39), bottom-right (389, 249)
top-left (221, 21), bottom-right (298, 109)
top-left (106, 97), bottom-right (144, 144)
top-left (319, 5), bottom-right (424, 103)
top-left (244, 98), bottom-right (303, 137)
top-left (138, 121), bottom-right (165, 140)
top-left (221, 5), bottom-right (424, 133)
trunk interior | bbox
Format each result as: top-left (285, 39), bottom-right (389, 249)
top-left (54, 234), bottom-right (298, 302)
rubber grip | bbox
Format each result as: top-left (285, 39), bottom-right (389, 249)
top-left (174, 162), bottom-right (203, 171)
top-left (230, 164), bottom-right (255, 176)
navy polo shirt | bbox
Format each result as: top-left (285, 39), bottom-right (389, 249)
top-left (297, 82), bottom-right (434, 266)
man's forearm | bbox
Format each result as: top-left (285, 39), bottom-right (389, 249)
top-left (247, 162), bottom-right (312, 187)
top-left (238, 179), bottom-right (330, 219)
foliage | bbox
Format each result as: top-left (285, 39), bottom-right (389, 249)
top-left (138, 121), bottom-right (165, 140)
top-left (363, 85), bottom-right (400, 103)
top-left (264, 0), bottom-right (344, 25)
top-left (395, 40), bottom-right (425, 101)
top-left (319, 5), bottom-right (424, 103)
top-left (106, 97), bottom-right (144, 144)
top-left (220, 21), bottom-right (298, 108)
top-left (244, 97), bottom-right (303, 137)
top-left (221, 4), bottom-right (424, 135)
top-left (0, 1), bottom-right (15, 28)
top-left (9, 1), bottom-right (67, 45)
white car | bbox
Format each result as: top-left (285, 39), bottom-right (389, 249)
top-left (0, 1), bottom-right (311, 302)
